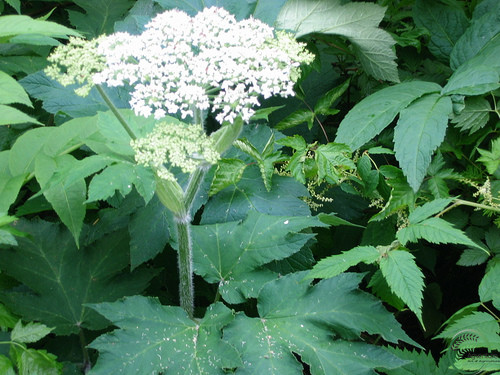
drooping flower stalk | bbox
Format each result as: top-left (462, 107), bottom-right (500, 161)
top-left (45, 6), bottom-right (314, 317)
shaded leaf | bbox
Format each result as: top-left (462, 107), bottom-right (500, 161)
top-left (129, 196), bottom-right (169, 269)
top-left (275, 109), bottom-right (314, 131)
top-left (201, 165), bottom-right (311, 224)
top-left (413, 0), bottom-right (469, 62)
top-left (335, 81), bottom-right (441, 151)
top-left (68, 0), bottom-right (134, 37)
top-left (450, 4), bottom-right (500, 70)
top-left (89, 298), bottom-right (241, 374)
top-left (477, 137), bottom-right (500, 175)
top-left (0, 105), bottom-right (41, 126)
top-left (0, 71), bottom-right (32, 107)
top-left (0, 220), bottom-right (155, 335)
top-left (368, 270), bottom-right (406, 311)
top-left (313, 79), bottom-right (350, 115)
top-left (277, 0), bottom-right (399, 82)
top-left (479, 258), bottom-right (500, 307)
top-left (0, 356), bottom-right (15, 375)
top-left (18, 348), bottom-right (62, 375)
top-left (315, 142), bottom-right (355, 184)
top-left (408, 198), bottom-right (455, 224)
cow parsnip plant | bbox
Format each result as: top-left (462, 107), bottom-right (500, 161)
top-left (0, 0), bottom-right (499, 374)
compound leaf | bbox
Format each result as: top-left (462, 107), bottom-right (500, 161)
top-left (0, 220), bottom-right (155, 335)
top-left (89, 298), bottom-right (240, 375)
top-left (224, 272), bottom-right (415, 374)
top-left (209, 158), bottom-right (247, 196)
top-left (451, 96), bottom-right (491, 134)
top-left (394, 94), bottom-right (452, 192)
top-left (276, 0), bottom-right (399, 82)
top-left (335, 81), bottom-right (441, 151)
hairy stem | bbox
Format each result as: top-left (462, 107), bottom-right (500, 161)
top-left (95, 85), bottom-right (137, 140)
top-left (176, 216), bottom-right (194, 318)
top-left (78, 327), bottom-right (91, 374)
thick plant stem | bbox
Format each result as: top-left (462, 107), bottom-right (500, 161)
top-left (95, 84), bottom-right (137, 140)
top-left (176, 218), bottom-right (194, 318)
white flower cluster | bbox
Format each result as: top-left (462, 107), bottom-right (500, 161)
top-left (131, 121), bottom-right (220, 182)
top-left (93, 7), bottom-right (314, 123)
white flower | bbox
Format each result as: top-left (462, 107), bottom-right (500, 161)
top-left (94, 7), bottom-right (314, 124)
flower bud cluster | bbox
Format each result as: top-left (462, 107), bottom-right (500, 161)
top-left (45, 37), bottom-right (106, 96)
top-left (131, 121), bottom-right (220, 182)
top-left (84, 7), bottom-right (312, 123)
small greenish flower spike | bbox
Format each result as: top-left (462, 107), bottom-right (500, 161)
top-left (45, 37), bottom-right (106, 97)
top-left (131, 121), bottom-right (220, 182)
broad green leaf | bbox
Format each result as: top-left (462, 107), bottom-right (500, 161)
top-left (450, 4), bottom-right (500, 70)
top-left (129, 196), bottom-right (170, 269)
top-left (0, 220), bottom-right (155, 335)
top-left (317, 212), bottom-right (363, 228)
top-left (193, 211), bottom-right (327, 302)
top-left (441, 66), bottom-right (500, 96)
top-left (8, 128), bottom-right (52, 176)
top-left (114, 0), bottom-right (165, 34)
top-left (89, 298), bottom-right (240, 374)
top-left (156, 0), bottom-right (261, 21)
top-left (0, 356), bottom-right (15, 375)
top-left (0, 71), bottom-right (32, 107)
top-left (276, 135), bottom-right (307, 151)
top-left (394, 94), bottom-right (452, 192)
top-left (11, 321), bottom-right (52, 344)
top-left (315, 142), bottom-right (355, 184)
top-left (479, 258), bottom-right (500, 307)
top-left (335, 81), bottom-right (441, 151)
top-left (444, 35), bottom-right (500, 96)
top-left (68, 0), bottom-right (134, 37)
top-left (201, 166), bottom-right (311, 224)
top-left (35, 154), bottom-right (86, 246)
top-left (397, 217), bottom-right (486, 252)
top-left (224, 272), bottom-right (415, 374)
top-left (0, 104), bottom-right (41, 126)
top-left (451, 96), bottom-right (491, 134)
top-left (379, 250), bottom-right (425, 324)
top-left (253, 0), bottom-right (287, 25)
top-left (408, 198), bottom-right (455, 224)
top-left (307, 245), bottom-right (379, 279)
top-left (413, 0), bottom-right (469, 62)
top-left (276, 0), bottom-right (399, 82)
top-left (18, 348), bottom-right (62, 375)
top-left (209, 158), bottom-right (247, 196)
top-left (0, 151), bottom-right (26, 212)
top-left (275, 108), bottom-right (314, 131)
top-left (0, 15), bottom-right (80, 41)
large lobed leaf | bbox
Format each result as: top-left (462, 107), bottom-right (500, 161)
top-left (335, 81), bottom-right (441, 151)
top-left (0, 220), bottom-right (156, 335)
top-left (224, 272), bottom-right (415, 374)
top-left (192, 211), bottom-right (327, 303)
top-left (89, 298), bottom-right (240, 375)
top-left (276, 0), bottom-right (399, 82)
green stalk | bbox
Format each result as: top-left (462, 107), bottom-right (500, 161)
top-left (95, 84), bottom-right (137, 140)
top-left (176, 218), bottom-right (194, 318)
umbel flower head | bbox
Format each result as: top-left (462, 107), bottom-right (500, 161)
top-left (46, 7), bottom-right (314, 124)
top-left (131, 121), bottom-right (220, 182)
